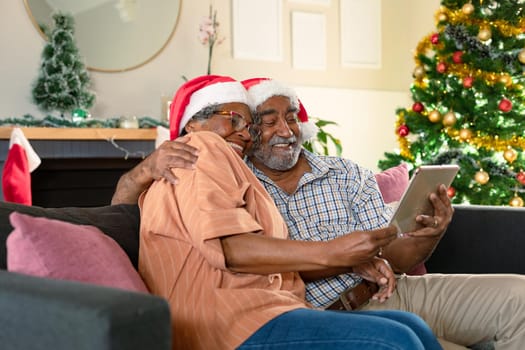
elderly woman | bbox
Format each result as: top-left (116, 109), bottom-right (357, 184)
top-left (137, 75), bottom-right (442, 350)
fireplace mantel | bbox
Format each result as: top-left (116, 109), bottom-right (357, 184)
top-left (0, 127), bottom-right (156, 140)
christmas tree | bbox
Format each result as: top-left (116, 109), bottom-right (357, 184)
top-left (32, 12), bottom-right (95, 118)
top-left (379, 0), bottom-right (525, 206)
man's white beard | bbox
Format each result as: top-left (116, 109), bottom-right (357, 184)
top-left (252, 134), bottom-right (303, 171)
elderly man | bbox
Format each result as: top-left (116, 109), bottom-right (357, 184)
top-left (113, 77), bottom-right (525, 350)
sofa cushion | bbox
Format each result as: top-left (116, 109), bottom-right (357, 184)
top-left (375, 163), bottom-right (409, 204)
top-left (0, 201), bottom-right (140, 270)
top-left (7, 212), bottom-right (148, 293)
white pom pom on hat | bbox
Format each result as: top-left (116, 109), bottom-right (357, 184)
top-left (169, 75), bottom-right (251, 139)
top-left (241, 78), bottom-right (318, 141)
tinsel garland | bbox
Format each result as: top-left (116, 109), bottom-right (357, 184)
top-left (0, 115), bottom-right (168, 129)
top-left (437, 6), bottom-right (525, 36)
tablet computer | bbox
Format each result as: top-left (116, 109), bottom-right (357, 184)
top-left (389, 164), bottom-right (459, 235)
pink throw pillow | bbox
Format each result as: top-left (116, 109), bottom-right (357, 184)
top-left (375, 164), bottom-right (427, 275)
top-left (374, 163), bottom-right (409, 204)
top-left (6, 212), bottom-right (149, 293)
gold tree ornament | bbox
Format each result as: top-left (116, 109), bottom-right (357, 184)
top-left (518, 49), bottom-right (525, 64)
top-left (459, 128), bottom-right (473, 140)
top-left (504, 147), bottom-right (518, 163)
top-left (500, 74), bottom-right (512, 86)
top-left (478, 27), bottom-right (492, 41)
top-left (462, 3), bottom-right (475, 15)
top-left (475, 170), bottom-right (490, 184)
top-left (510, 195), bottom-right (524, 207)
top-left (443, 111), bottom-right (457, 127)
top-left (428, 110), bottom-right (442, 123)
top-left (438, 12), bottom-right (448, 22)
top-left (413, 65), bottom-right (425, 79)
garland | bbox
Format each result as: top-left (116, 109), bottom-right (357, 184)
top-left (0, 115), bottom-right (168, 129)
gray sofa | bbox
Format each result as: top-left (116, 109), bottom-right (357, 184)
top-left (425, 204), bottom-right (525, 275)
top-left (0, 202), bottom-right (523, 349)
top-left (0, 202), bottom-right (171, 350)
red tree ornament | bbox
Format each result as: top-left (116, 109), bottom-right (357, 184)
top-left (436, 62), bottom-right (447, 73)
top-left (463, 76), bottom-right (474, 88)
top-left (430, 33), bottom-right (439, 45)
top-left (412, 102), bottom-right (424, 113)
top-left (516, 171), bottom-right (525, 185)
top-left (499, 98), bottom-right (512, 113)
top-left (397, 124), bottom-right (409, 137)
top-left (447, 186), bottom-right (456, 198)
top-left (452, 51), bottom-right (463, 64)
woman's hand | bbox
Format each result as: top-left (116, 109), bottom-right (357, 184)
top-left (147, 136), bottom-right (199, 184)
top-left (353, 257), bottom-right (396, 302)
top-left (111, 135), bottom-right (199, 204)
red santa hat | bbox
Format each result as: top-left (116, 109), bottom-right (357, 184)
top-left (2, 128), bottom-right (41, 205)
top-left (241, 77), bottom-right (318, 141)
top-left (169, 75), bottom-right (251, 139)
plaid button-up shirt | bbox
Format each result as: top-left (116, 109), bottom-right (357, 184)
top-left (246, 150), bottom-right (393, 307)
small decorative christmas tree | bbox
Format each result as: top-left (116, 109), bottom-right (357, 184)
top-left (32, 12), bottom-right (95, 119)
top-left (379, 0), bottom-right (525, 206)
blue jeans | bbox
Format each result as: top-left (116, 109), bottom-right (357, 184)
top-left (238, 308), bottom-right (442, 350)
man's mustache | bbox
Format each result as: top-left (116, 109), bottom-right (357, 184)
top-left (268, 136), bottom-right (297, 146)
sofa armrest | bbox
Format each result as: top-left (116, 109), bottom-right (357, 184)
top-left (425, 204), bottom-right (525, 274)
top-left (0, 271), bottom-right (171, 350)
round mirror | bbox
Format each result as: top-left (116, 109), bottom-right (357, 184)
top-left (24, 0), bottom-right (181, 72)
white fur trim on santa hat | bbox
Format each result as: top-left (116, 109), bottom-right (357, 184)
top-left (180, 81), bottom-right (250, 132)
top-left (247, 80), bottom-right (300, 110)
top-left (300, 120), bottom-right (318, 141)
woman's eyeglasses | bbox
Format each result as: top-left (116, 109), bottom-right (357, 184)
top-left (213, 110), bottom-right (251, 132)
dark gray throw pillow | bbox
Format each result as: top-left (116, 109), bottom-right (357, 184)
top-left (0, 202), bottom-right (140, 270)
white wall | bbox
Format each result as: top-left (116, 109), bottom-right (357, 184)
top-left (0, 0), bottom-right (438, 172)
top-left (296, 86), bottom-right (410, 170)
